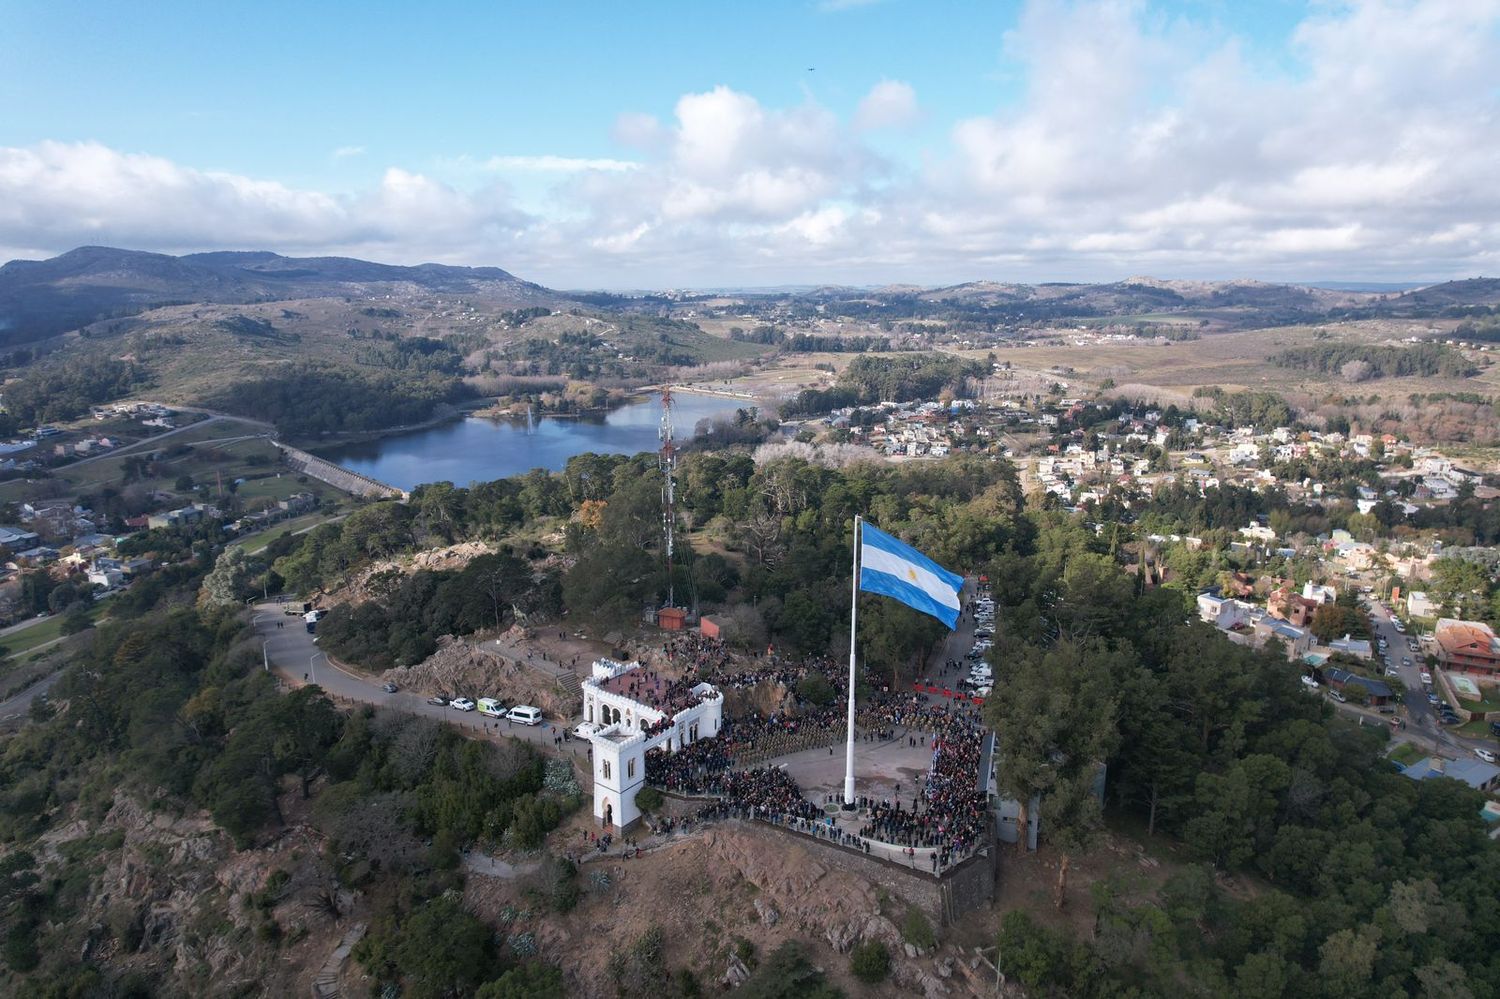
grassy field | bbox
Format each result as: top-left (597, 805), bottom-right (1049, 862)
top-left (1, 605), bottom-right (102, 662)
top-left (1388, 741), bottom-right (1426, 767)
top-left (0, 418), bottom-right (349, 510)
top-left (237, 508), bottom-right (345, 556)
top-left (1456, 718), bottom-right (1498, 740)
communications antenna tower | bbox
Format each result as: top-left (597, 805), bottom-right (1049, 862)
top-left (658, 387), bottom-right (677, 609)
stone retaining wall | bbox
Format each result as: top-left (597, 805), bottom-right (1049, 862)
top-left (656, 791), bottom-right (995, 925)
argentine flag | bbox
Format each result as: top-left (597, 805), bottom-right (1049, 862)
top-left (858, 522), bottom-right (964, 629)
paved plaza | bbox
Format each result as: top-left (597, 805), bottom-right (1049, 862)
top-left (766, 725), bottom-right (968, 870)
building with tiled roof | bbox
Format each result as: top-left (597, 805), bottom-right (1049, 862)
top-left (1434, 618), bottom-right (1500, 678)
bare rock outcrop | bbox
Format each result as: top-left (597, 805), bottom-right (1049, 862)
top-left (381, 636), bottom-right (580, 717)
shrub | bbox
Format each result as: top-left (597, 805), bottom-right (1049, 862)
top-left (849, 940), bottom-right (890, 983)
top-left (796, 673), bottom-right (836, 707)
top-left (550, 856), bottom-right (580, 913)
top-left (902, 906), bottom-right (936, 950)
top-left (734, 935), bottom-right (758, 968)
top-left (634, 785), bottom-right (664, 814)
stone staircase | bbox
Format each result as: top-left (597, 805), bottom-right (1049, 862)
top-left (310, 922), bottom-right (365, 999)
top-left (555, 670), bottom-right (583, 700)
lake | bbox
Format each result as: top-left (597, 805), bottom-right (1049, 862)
top-left (313, 392), bottom-right (746, 491)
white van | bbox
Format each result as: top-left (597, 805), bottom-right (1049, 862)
top-left (477, 697), bottom-right (506, 718)
top-left (506, 704), bottom-right (543, 726)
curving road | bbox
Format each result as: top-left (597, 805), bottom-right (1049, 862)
top-left (250, 601), bottom-right (580, 755)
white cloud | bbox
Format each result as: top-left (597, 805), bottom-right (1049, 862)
top-left (332, 145), bottom-right (366, 159)
top-left (478, 154), bottom-right (639, 173)
top-left (854, 80), bottom-right (919, 130)
top-left (3, 1), bottom-right (1500, 286)
top-left (0, 141), bottom-right (529, 263)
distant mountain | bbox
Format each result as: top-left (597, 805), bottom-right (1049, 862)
top-left (0, 246), bottom-right (557, 346)
top-left (1385, 278), bottom-right (1500, 310)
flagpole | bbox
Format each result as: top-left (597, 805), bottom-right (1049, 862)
top-left (844, 515), bottom-right (861, 807)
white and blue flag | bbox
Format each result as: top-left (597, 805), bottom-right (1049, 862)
top-left (858, 522), bottom-right (964, 629)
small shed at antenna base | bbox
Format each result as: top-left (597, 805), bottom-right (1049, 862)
top-left (656, 607), bottom-right (687, 631)
top-left (698, 615), bottom-right (721, 639)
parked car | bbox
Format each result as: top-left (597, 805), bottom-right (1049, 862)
top-left (381, 681), bottom-right (399, 693)
top-left (1476, 748), bottom-right (1498, 764)
top-left (1328, 688), bottom-right (1347, 703)
top-left (450, 697), bottom-right (476, 712)
top-left (573, 721), bottom-right (600, 739)
top-left (506, 704), bottom-right (543, 726)
top-left (1420, 672), bottom-right (1432, 685)
top-left (1300, 675), bottom-right (1319, 689)
top-left (427, 695), bottom-right (449, 706)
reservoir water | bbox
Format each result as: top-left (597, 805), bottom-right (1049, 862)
top-left (313, 391), bottom-right (746, 491)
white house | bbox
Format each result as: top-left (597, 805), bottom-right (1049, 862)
top-left (1406, 591), bottom-right (1439, 619)
top-left (584, 659), bottom-right (723, 832)
top-left (1197, 593), bottom-right (1253, 631)
top-left (1302, 582), bottom-right (1338, 605)
top-left (86, 566), bottom-right (125, 589)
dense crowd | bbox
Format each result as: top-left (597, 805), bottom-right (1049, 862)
top-left (602, 667), bottom-right (704, 718)
top-left (690, 767), bottom-right (823, 825)
top-left (857, 719), bottom-right (988, 865)
top-left (661, 633), bottom-right (736, 675)
top-left (638, 632), bottom-right (993, 867)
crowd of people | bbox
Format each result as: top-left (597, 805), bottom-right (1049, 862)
top-left (856, 718), bottom-right (988, 867)
top-left (660, 633), bottom-right (737, 676)
top-left (628, 631), bottom-right (996, 870)
top-left (598, 666), bottom-right (704, 719)
top-left (692, 766), bottom-right (824, 824)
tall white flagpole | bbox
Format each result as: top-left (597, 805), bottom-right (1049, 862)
top-left (844, 515), bottom-right (861, 807)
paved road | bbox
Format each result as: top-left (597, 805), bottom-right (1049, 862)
top-left (250, 602), bottom-right (580, 756)
top-left (0, 613), bottom-right (55, 640)
top-left (56, 412), bottom-right (274, 470)
top-left (0, 671), bottom-right (63, 724)
top-left (925, 576), bottom-right (981, 691)
top-left (1363, 599), bottom-right (1496, 758)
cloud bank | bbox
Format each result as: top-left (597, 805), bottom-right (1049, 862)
top-left (2, 0), bottom-right (1498, 287)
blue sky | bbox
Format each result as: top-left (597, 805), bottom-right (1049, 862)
top-left (1, 1), bottom-right (1496, 287)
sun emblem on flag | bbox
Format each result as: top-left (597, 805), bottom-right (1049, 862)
top-left (907, 568), bottom-right (919, 582)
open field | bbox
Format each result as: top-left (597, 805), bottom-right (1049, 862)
top-left (237, 508), bottom-right (345, 556)
top-left (1, 604), bottom-right (101, 662)
top-left (953, 320), bottom-right (1500, 402)
top-left (0, 417), bottom-right (346, 508)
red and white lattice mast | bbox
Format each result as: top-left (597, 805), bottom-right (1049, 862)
top-left (658, 387), bottom-right (677, 609)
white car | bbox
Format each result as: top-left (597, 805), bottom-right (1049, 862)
top-left (506, 704), bottom-right (543, 726)
top-left (573, 721), bottom-right (600, 739)
top-left (1475, 748), bottom-right (1497, 764)
top-left (1300, 675), bottom-right (1319, 689)
top-left (449, 697), bottom-right (476, 712)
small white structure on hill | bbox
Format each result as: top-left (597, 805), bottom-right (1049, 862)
top-left (584, 658), bottom-right (723, 832)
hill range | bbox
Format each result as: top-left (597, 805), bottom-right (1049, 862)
top-left (3, 246), bottom-right (1499, 348)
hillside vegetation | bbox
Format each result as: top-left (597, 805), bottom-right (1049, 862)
top-left (1271, 342), bottom-right (1478, 381)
